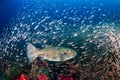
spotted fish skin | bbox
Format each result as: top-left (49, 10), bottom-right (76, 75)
top-left (27, 43), bottom-right (77, 62)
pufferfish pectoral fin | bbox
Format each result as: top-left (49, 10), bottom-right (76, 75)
top-left (59, 53), bottom-right (65, 61)
top-left (27, 43), bottom-right (39, 62)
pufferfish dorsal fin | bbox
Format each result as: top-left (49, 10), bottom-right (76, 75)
top-left (41, 44), bottom-right (52, 48)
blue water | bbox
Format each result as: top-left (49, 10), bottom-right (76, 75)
top-left (0, 0), bottom-right (120, 76)
top-left (0, 0), bottom-right (120, 29)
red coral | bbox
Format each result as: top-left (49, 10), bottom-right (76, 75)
top-left (37, 73), bottom-right (48, 80)
top-left (16, 74), bottom-right (30, 80)
top-left (34, 60), bottom-right (48, 68)
top-left (58, 74), bottom-right (74, 80)
top-left (43, 61), bottom-right (49, 68)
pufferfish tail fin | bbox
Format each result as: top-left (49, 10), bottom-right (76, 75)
top-left (27, 43), bottom-right (39, 62)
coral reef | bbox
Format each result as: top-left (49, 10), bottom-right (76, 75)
top-left (5, 65), bottom-right (22, 80)
top-left (1, 51), bottom-right (120, 80)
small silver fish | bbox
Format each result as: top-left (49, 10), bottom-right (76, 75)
top-left (27, 43), bottom-right (77, 62)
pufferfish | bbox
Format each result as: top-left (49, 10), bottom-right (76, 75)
top-left (27, 43), bottom-right (77, 62)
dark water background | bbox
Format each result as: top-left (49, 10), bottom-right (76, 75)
top-left (0, 0), bottom-right (120, 32)
top-left (0, 0), bottom-right (120, 76)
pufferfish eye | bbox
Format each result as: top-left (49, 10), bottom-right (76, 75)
top-left (63, 52), bottom-right (67, 55)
